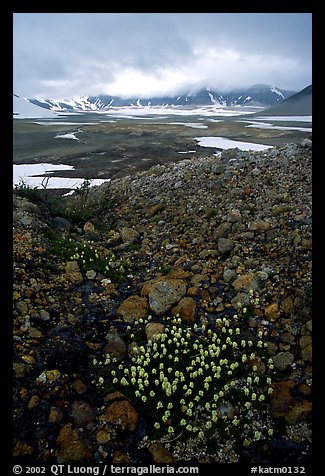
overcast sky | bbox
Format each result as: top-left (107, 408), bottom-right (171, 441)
top-left (13, 13), bottom-right (312, 99)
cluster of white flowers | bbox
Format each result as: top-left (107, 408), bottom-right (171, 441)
top-left (98, 313), bottom-right (274, 443)
top-left (63, 237), bottom-right (128, 280)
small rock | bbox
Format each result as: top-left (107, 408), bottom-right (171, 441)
top-left (281, 297), bottom-right (294, 316)
top-left (104, 333), bottom-right (127, 357)
top-left (36, 371), bottom-right (47, 384)
top-left (21, 354), bottom-right (35, 365)
top-left (96, 430), bottom-right (111, 444)
top-left (15, 301), bottom-right (28, 314)
top-left (172, 296), bottom-right (196, 323)
top-left (261, 266), bottom-right (274, 277)
top-left (65, 261), bottom-right (83, 284)
top-left (117, 296), bottom-right (149, 323)
top-left (301, 138), bottom-right (312, 148)
top-left (191, 264), bottom-right (202, 274)
top-left (128, 342), bottom-right (140, 354)
top-left (187, 286), bottom-right (199, 296)
top-left (218, 237), bottom-right (235, 256)
top-left (28, 395), bottom-right (40, 410)
top-left (299, 335), bottom-right (312, 349)
top-left (73, 379), bottom-right (87, 395)
top-left (284, 143), bottom-right (299, 158)
top-left (83, 221), bottom-right (95, 233)
top-left (301, 344), bottom-right (312, 363)
top-left (104, 400), bottom-right (138, 431)
top-left (145, 322), bottom-right (166, 340)
top-left (280, 331), bottom-right (295, 344)
top-left (215, 222), bottom-right (232, 238)
top-left (218, 402), bottom-right (236, 418)
top-left (142, 278), bottom-right (187, 315)
top-left (302, 239), bottom-right (312, 250)
top-left (48, 407), bottom-right (64, 424)
top-left (220, 147), bottom-right (246, 161)
top-left (227, 208), bottom-right (242, 222)
top-left (223, 267), bottom-right (236, 283)
top-left (146, 204), bottom-right (164, 217)
top-left (56, 424), bottom-right (92, 463)
top-left (70, 400), bottom-right (95, 428)
top-left (265, 303), bottom-right (281, 320)
top-left (39, 309), bottom-right (50, 321)
top-left (49, 407), bottom-right (63, 424)
top-left (107, 230), bottom-right (121, 245)
top-left (286, 401), bottom-right (312, 425)
top-left (271, 380), bottom-right (295, 416)
top-left (255, 271), bottom-right (269, 286)
top-left (120, 226), bottom-right (139, 244)
top-left (199, 249), bottom-right (219, 259)
top-left (233, 273), bottom-right (259, 292)
top-left (167, 268), bottom-right (192, 280)
top-left (305, 320), bottom-right (312, 333)
top-left (104, 391), bottom-right (128, 402)
top-left (13, 441), bottom-right (34, 457)
top-left (18, 216), bottom-right (37, 229)
top-left (267, 342), bottom-right (278, 356)
top-left (269, 148), bottom-right (280, 158)
top-left (231, 292), bottom-right (250, 308)
top-left (249, 220), bottom-right (270, 232)
top-left (86, 269), bottom-right (97, 280)
top-left (28, 327), bottom-right (43, 338)
top-left (210, 163), bottom-right (225, 174)
top-left (242, 186), bottom-right (253, 198)
top-left (52, 217), bottom-right (72, 230)
top-left (149, 442), bottom-right (178, 464)
top-left (252, 167), bottom-right (261, 176)
top-left (112, 451), bottom-right (130, 463)
top-left (273, 351), bottom-right (294, 370)
top-left (298, 384), bottom-right (311, 397)
top-left (46, 370), bottom-right (61, 382)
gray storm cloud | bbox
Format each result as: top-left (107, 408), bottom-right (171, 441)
top-left (13, 13), bottom-right (312, 99)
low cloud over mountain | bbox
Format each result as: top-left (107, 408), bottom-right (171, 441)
top-left (24, 84), bottom-right (297, 113)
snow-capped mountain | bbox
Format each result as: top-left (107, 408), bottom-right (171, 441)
top-left (255, 84), bottom-right (312, 117)
top-left (25, 84), bottom-right (296, 113)
top-left (13, 94), bottom-right (59, 118)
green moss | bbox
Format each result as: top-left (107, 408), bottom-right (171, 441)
top-left (48, 234), bottom-right (130, 282)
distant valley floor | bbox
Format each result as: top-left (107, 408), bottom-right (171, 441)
top-left (13, 111), bottom-right (312, 188)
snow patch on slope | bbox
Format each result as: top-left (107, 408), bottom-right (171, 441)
top-left (271, 87), bottom-right (285, 99)
top-left (13, 95), bottom-right (59, 118)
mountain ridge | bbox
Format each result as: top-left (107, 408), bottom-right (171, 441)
top-left (24, 84), bottom-right (297, 112)
top-left (254, 84), bottom-right (312, 116)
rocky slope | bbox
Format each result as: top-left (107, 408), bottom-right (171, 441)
top-left (13, 140), bottom-right (312, 465)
